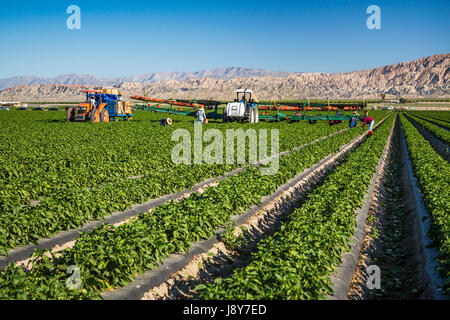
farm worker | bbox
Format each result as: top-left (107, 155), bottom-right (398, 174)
top-left (334, 110), bottom-right (342, 125)
top-left (349, 112), bottom-right (358, 128)
top-left (361, 116), bottom-right (375, 132)
top-left (197, 106), bottom-right (207, 124)
top-left (90, 95), bottom-right (96, 110)
top-left (248, 99), bottom-right (259, 124)
top-left (329, 110), bottom-right (341, 126)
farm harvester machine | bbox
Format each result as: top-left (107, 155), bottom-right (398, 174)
top-left (131, 89), bottom-right (367, 124)
top-left (66, 89), bottom-right (134, 122)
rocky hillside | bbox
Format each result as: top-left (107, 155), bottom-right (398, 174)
top-left (1, 54), bottom-right (448, 102)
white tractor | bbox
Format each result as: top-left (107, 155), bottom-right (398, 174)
top-left (223, 89), bottom-right (259, 123)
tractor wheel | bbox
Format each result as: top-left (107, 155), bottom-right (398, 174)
top-left (91, 108), bottom-right (100, 123)
top-left (66, 108), bottom-right (76, 122)
top-left (100, 108), bottom-right (109, 122)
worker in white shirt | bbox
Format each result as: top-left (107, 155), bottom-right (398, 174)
top-left (90, 95), bottom-right (96, 110)
top-left (197, 106), bottom-right (207, 124)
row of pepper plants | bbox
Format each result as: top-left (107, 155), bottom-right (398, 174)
top-left (198, 114), bottom-right (395, 299)
top-left (399, 115), bottom-right (449, 291)
top-left (407, 111), bottom-right (450, 129)
top-left (405, 113), bottom-right (450, 145)
top-left (0, 114), bottom-right (391, 299)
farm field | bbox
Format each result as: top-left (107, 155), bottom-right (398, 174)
top-left (0, 109), bottom-right (448, 300)
top-left (0, 110), bottom-right (367, 253)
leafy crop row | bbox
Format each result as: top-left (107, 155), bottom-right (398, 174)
top-left (198, 115), bottom-right (395, 299)
top-left (409, 111), bottom-right (450, 124)
top-left (399, 115), bottom-right (450, 290)
top-left (406, 112), bottom-right (450, 131)
top-left (405, 114), bottom-right (450, 146)
top-left (0, 116), bottom-right (380, 299)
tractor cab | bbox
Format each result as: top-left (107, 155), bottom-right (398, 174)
top-left (223, 89), bottom-right (259, 123)
top-left (66, 89), bottom-right (134, 122)
top-left (235, 89), bottom-right (253, 106)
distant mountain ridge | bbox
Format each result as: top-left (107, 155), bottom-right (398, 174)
top-left (0, 54), bottom-right (448, 101)
top-left (0, 67), bottom-right (292, 90)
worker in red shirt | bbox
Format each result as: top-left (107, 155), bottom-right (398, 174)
top-left (360, 116), bottom-right (375, 133)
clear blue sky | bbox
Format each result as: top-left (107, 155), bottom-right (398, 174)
top-left (0, 0), bottom-right (448, 78)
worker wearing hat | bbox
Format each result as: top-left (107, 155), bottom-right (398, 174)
top-left (348, 111), bottom-right (358, 128)
top-left (90, 95), bottom-right (96, 109)
top-left (197, 106), bottom-right (207, 124)
top-left (89, 95), bottom-right (97, 118)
